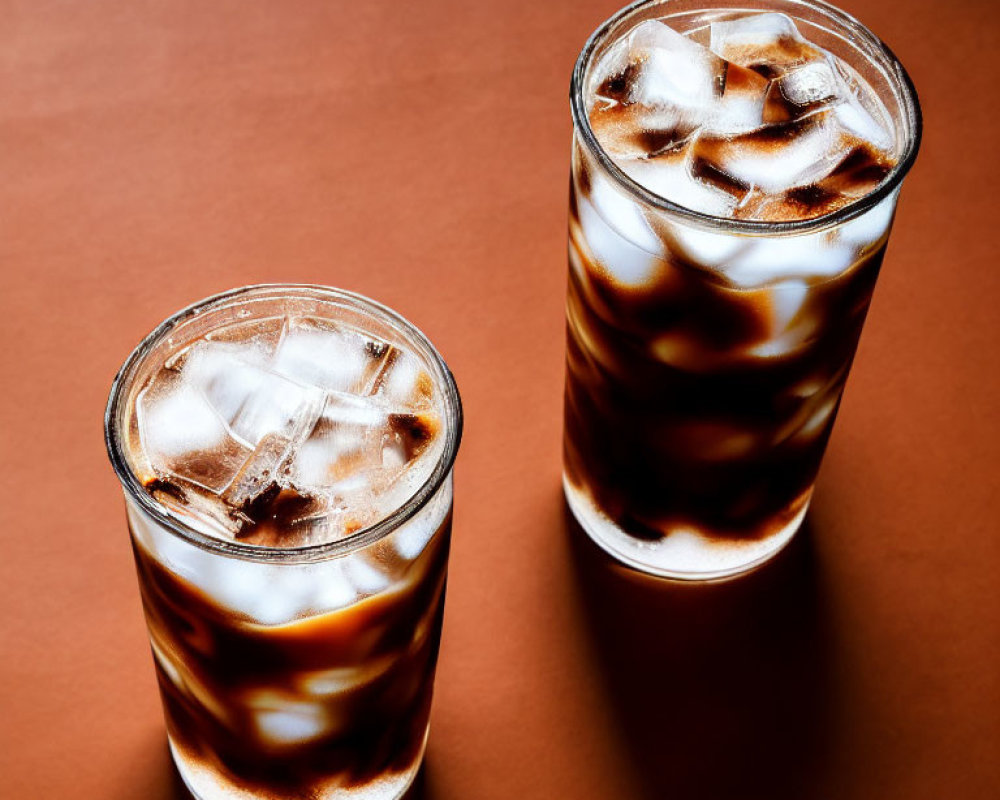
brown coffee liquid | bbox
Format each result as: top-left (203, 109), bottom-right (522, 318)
top-left (133, 512), bottom-right (451, 798)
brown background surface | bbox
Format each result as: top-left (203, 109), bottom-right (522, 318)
top-left (1, 1), bottom-right (997, 798)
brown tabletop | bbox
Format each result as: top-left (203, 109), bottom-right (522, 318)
top-left (1, 1), bottom-right (997, 798)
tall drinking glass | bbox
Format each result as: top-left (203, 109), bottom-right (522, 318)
top-left (564, 0), bottom-right (921, 579)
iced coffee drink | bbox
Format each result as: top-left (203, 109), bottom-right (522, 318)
top-left (565, 0), bottom-right (920, 578)
top-left (105, 286), bottom-right (462, 800)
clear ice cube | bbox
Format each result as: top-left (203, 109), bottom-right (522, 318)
top-left (343, 556), bottom-right (391, 595)
top-left (626, 21), bottom-right (724, 116)
top-left (589, 21), bottom-right (726, 157)
top-left (767, 280), bottom-right (811, 332)
top-left (370, 350), bottom-right (434, 411)
top-left (777, 60), bottom-right (840, 107)
top-left (706, 61), bottom-right (770, 134)
top-left (580, 163), bottom-right (664, 249)
top-left (290, 391), bottom-right (388, 491)
top-left (693, 111), bottom-right (847, 195)
top-left (222, 432), bottom-right (293, 512)
top-left (229, 367), bottom-right (325, 448)
top-left (709, 13), bottom-right (821, 75)
top-left (183, 342), bottom-right (271, 438)
top-left (136, 375), bottom-right (252, 494)
top-left (837, 191), bottom-right (897, 246)
top-left (576, 189), bottom-right (663, 287)
top-left (248, 693), bottom-right (333, 747)
top-left (271, 319), bottom-right (391, 395)
top-left (663, 219), bottom-right (749, 268)
top-left (719, 230), bottom-right (855, 287)
top-left (829, 62), bottom-right (894, 150)
top-left (623, 152), bottom-right (740, 217)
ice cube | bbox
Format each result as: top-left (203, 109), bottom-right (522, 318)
top-left (128, 500), bottom-right (224, 584)
top-left (792, 394), bottom-right (839, 443)
top-left (182, 341), bottom-right (273, 431)
top-left (204, 557), bottom-right (336, 623)
top-left (323, 390), bottom-right (391, 427)
top-left (203, 314), bottom-right (285, 355)
top-left (778, 60), bottom-right (839, 107)
top-left (392, 477), bottom-right (451, 560)
top-left (367, 469), bottom-right (421, 526)
top-left (719, 231), bottom-right (854, 286)
top-left (829, 60), bottom-right (894, 150)
top-left (575, 158), bottom-right (668, 286)
top-left (148, 637), bottom-right (183, 688)
top-left (837, 191), bottom-right (897, 247)
top-left (299, 653), bottom-right (397, 698)
top-left (662, 218), bottom-right (750, 268)
top-left (705, 61), bottom-right (770, 134)
top-left (767, 280), bottom-right (810, 332)
top-left (594, 21), bottom-right (724, 116)
top-left (151, 479), bottom-right (245, 538)
top-left (393, 514), bottom-right (437, 559)
top-left (344, 555), bottom-right (390, 595)
top-left (229, 367), bottom-right (325, 447)
top-left (136, 376), bottom-right (253, 494)
top-left (623, 151), bottom-right (741, 217)
top-left (248, 692), bottom-right (332, 748)
top-left (744, 280), bottom-right (816, 358)
top-left (300, 666), bottom-right (371, 697)
top-left (709, 13), bottom-right (822, 76)
top-left (650, 331), bottom-right (717, 372)
top-left (589, 37), bottom-right (692, 160)
top-left (693, 111), bottom-right (847, 195)
top-left (271, 319), bottom-right (391, 394)
top-left (202, 557), bottom-right (274, 617)
top-left (763, 59), bottom-right (841, 123)
top-left (381, 435), bottom-right (409, 470)
top-left (370, 350), bottom-right (434, 411)
top-left (589, 21), bottom-right (729, 162)
top-left (589, 106), bottom-right (698, 161)
top-left (313, 563), bottom-right (360, 611)
top-left (628, 21), bottom-right (725, 114)
top-left (222, 432), bottom-right (292, 512)
top-left (290, 392), bottom-right (388, 490)
top-left (576, 191), bottom-right (660, 287)
top-left (833, 95), bottom-right (894, 150)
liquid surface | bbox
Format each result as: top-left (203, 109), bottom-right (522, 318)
top-left (588, 13), bottom-right (896, 221)
top-left (126, 314), bottom-right (442, 547)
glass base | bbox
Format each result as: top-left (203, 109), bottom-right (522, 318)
top-left (563, 474), bottom-right (807, 581)
top-left (169, 730), bottom-right (427, 800)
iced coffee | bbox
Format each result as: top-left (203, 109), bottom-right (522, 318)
top-left (565, 0), bottom-right (920, 578)
top-left (105, 286), bottom-right (462, 800)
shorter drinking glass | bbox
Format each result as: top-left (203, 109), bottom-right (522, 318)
top-left (105, 285), bottom-right (462, 800)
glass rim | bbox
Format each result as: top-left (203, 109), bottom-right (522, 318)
top-left (570, 0), bottom-right (923, 235)
top-left (105, 284), bottom-right (463, 565)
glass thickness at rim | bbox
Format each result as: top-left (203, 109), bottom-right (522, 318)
top-left (105, 284), bottom-right (463, 565)
top-left (570, 0), bottom-right (923, 235)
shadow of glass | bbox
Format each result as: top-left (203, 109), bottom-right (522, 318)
top-left (565, 502), bottom-right (838, 800)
